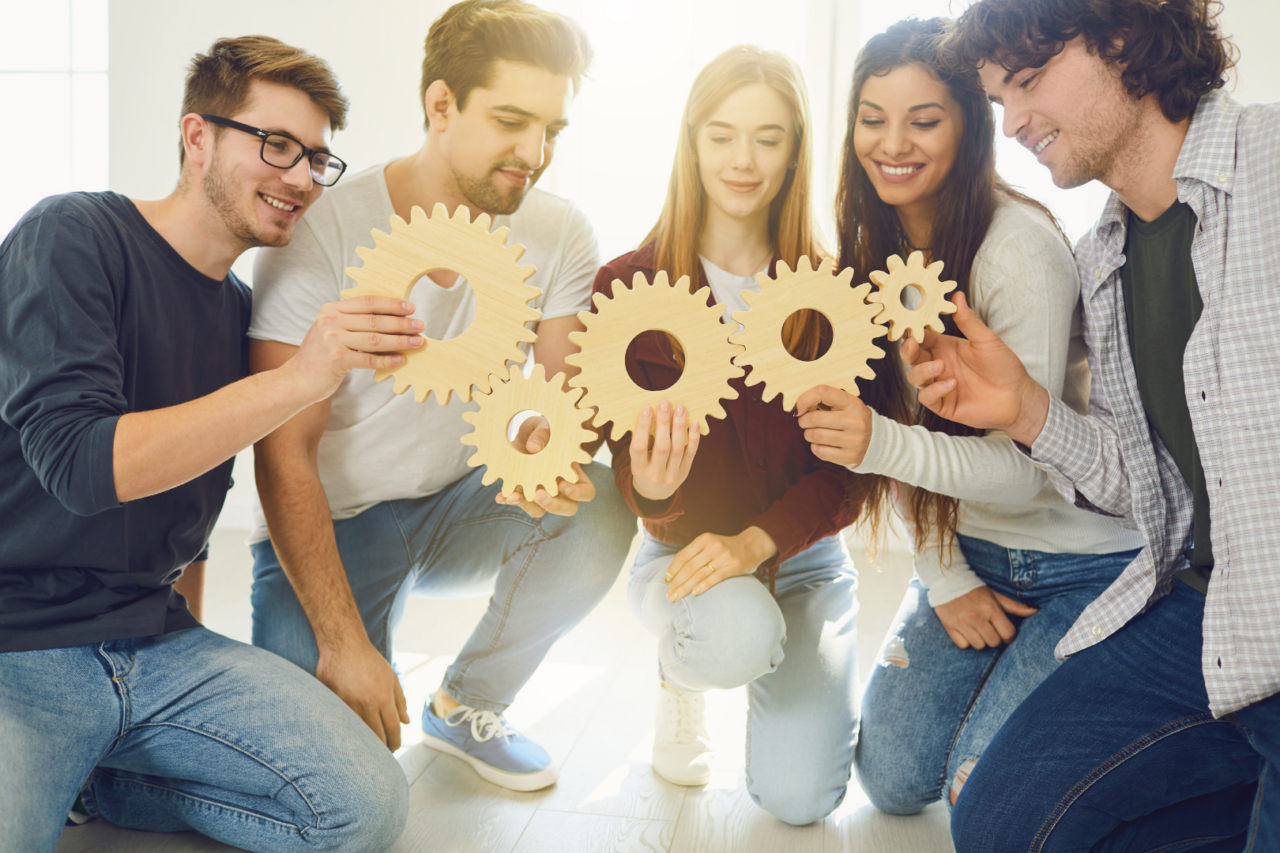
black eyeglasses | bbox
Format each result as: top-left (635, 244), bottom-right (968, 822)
top-left (201, 115), bottom-right (347, 187)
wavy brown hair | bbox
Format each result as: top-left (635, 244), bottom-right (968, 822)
top-left (646, 45), bottom-right (828, 363)
top-left (837, 17), bottom-right (1061, 558)
top-left (942, 0), bottom-right (1236, 123)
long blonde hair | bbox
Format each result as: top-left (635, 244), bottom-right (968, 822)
top-left (645, 45), bottom-right (828, 361)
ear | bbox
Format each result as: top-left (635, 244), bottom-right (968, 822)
top-left (179, 113), bottom-right (212, 168)
top-left (424, 79), bottom-right (455, 130)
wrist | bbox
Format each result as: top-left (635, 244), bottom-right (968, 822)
top-left (1007, 380), bottom-right (1050, 446)
top-left (739, 526), bottom-right (778, 565)
top-left (633, 480), bottom-right (675, 503)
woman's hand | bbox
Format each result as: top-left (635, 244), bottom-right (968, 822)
top-left (934, 585), bottom-right (1038, 650)
top-left (630, 399), bottom-right (701, 502)
top-left (665, 527), bottom-right (777, 602)
top-left (795, 385), bottom-right (874, 467)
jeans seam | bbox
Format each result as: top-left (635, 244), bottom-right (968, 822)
top-left (1244, 759), bottom-right (1267, 853)
top-left (1030, 713), bottom-right (1219, 853)
top-left (94, 773), bottom-right (310, 835)
top-left (941, 645), bottom-right (1005, 806)
top-left (129, 721), bottom-right (323, 829)
top-left (384, 501), bottom-right (419, 660)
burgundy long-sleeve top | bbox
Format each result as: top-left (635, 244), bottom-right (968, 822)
top-left (594, 245), bottom-right (856, 585)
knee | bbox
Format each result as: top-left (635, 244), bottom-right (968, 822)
top-left (851, 730), bottom-right (933, 816)
top-left (751, 778), bottom-right (845, 826)
top-left (317, 753), bottom-right (409, 852)
top-left (672, 583), bottom-right (785, 690)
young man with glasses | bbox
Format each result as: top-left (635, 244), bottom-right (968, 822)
top-left (0, 36), bottom-right (415, 853)
top-left (898, 1), bottom-right (1280, 849)
top-left (249, 0), bottom-right (636, 791)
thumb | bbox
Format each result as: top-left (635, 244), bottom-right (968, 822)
top-left (950, 293), bottom-right (999, 345)
top-left (795, 384), bottom-right (855, 415)
top-left (525, 423), bottom-right (551, 453)
top-left (993, 590), bottom-right (1038, 616)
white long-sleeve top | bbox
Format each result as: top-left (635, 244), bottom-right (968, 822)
top-left (852, 198), bottom-right (1144, 606)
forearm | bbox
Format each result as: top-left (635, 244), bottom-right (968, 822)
top-left (1030, 395), bottom-right (1134, 520)
top-left (113, 364), bottom-right (313, 503)
top-left (255, 443), bottom-right (369, 652)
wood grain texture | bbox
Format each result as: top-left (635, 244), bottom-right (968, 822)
top-left (669, 770), bottom-right (824, 853)
top-left (867, 251), bottom-right (958, 342)
top-left (565, 271), bottom-right (744, 443)
top-left (341, 202), bottom-right (541, 404)
top-left (512, 812), bottom-right (674, 853)
top-left (729, 256), bottom-right (888, 410)
top-left (460, 363), bottom-right (595, 498)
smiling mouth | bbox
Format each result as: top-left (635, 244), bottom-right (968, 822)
top-left (876, 162), bottom-right (924, 176)
top-left (259, 192), bottom-right (300, 213)
top-left (723, 180), bottom-right (761, 192)
top-left (1033, 130), bottom-right (1060, 154)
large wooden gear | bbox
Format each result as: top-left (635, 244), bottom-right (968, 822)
top-left (729, 256), bottom-right (888, 411)
top-left (866, 251), bottom-right (958, 342)
top-left (341, 203), bottom-right (541, 404)
top-left (459, 363), bottom-right (594, 498)
top-left (564, 271), bottom-right (744, 443)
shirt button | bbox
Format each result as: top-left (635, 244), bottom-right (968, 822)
top-left (1217, 173), bottom-right (1229, 182)
top-left (1092, 625), bottom-right (1102, 637)
top-left (756, 459), bottom-right (766, 469)
top-left (1094, 269), bottom-right (1102, 279)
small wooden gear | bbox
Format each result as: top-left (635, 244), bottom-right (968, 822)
top-left (866, 251), bottom-right (958, 342)
top-left (729, 256), bottom-right (888, 411)
top-left (341, 203), bottom-right (542, 404)
top-left (459, 363), bottom-right (595, 498)
top-left (564, 270), bottom-right (744, 442)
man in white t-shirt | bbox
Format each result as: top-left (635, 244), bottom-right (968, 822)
top-left (246, 0), bottom-right (635, 792)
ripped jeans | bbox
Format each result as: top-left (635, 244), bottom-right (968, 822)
top-left (855, 534), bottom-right (1141, 815)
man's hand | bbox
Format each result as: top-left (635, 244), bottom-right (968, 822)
top-left (630, 400), bottom-right (700, 502)
top-left (934, 585), bottom-right (1039, 650)
top-left (795, 385), bottom-right (874, 467)
top-left (286, 296), bottom-right (425, 403)
top-left (496, 462), bottom-right (597, 517)
top-left (666, 526), bottom-right (777, 603)
top-left (315, 640), bottom-right (411, 750)
top-left (902, 293), bottom-right (1050, 446)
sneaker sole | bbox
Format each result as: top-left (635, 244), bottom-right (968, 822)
top-left (652, 757), bottom-right (713, 787)
top-left (421, 732), bottom-right (559, 792)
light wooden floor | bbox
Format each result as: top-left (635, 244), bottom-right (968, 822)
top-left (57, 524), bottom-right (954, 853)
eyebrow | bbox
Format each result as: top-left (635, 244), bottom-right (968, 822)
top-left (858, 100), bottom-right (946, 112)
top-left (705, 120), bottom-right (788, 132)
top-left (493, 104), bottom-right (569, 127)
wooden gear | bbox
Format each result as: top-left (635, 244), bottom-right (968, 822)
top-left (564, 271), bottom-right (744, 443)
top-left (341, 203), bottom-right (541, 404)
top-left (728, 256), bottom-right (888, 411)
top-left (866, 251), bottom-right (958, 342)
top-left (459, 363), bottom-right (595, 498)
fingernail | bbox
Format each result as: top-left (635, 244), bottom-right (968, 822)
top-left (402, 301), bottom-right (413, 311)
top-left (411, 336), bottom-right (424, 347)
top-left (675, 404), bottom-right (684, 415)
top-left (664, 575), bottom-right (671, 582)
top-left (660, 400), bottom-right (670, 413)
top-left (413, 319), bottom-right (425, 330)
top-left (391, 354), bottom-right (405, 364)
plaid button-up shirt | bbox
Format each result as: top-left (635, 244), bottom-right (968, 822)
top-left (1031, 90), bottom-right (1280, 716)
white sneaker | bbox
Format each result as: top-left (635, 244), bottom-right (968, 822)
top-left (652, 682), bottom-right (713, 786)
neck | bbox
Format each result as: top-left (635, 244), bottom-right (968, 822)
top-left (1106, 99), bottom-right (1190, 223)
top-left (132, 181), bottom-right (246, 281)
top-left (385, 137), bottom-right (486, 224)
top-left (893, 199), bottom-right (935, 254)
top-left (698, 204), bottom-right (773, 276)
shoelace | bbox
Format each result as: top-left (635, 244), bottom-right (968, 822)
top-left (445, 706), bottom-right (519, 744)
top-left (662, 689), bottom-right (702, 746)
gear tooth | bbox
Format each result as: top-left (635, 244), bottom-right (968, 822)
top-left (472, 212), bottom-right (492, 232)
top-left (834, 265), bottom-right (854, 286)
top-left (850, 282), bottom-right (874, 301)
top-left (509, 245), bottom-right (530, 265)
top-left (451, 204), bottom-right (471, 223)
top-left (486, 224), bottom-right (509, 245)
top-left (429, 202), bottom-right (447, 221)
top-left (927, 259), bottom-right (946, 276)
top-left (886, 254), bottom-right (905, 271)
top-left (630, 271), bottom-right (649, 290)
top-left (869, 269), bottom-right (889, 287)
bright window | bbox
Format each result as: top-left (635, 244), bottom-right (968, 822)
top-left (0, 0), bottom-right (109, 240)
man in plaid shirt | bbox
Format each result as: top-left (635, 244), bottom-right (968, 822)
top-left (899, 0), bottom-right (1280, 849)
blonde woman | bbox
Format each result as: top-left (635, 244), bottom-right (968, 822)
top-left (591, 46), bottom-right (862, 825)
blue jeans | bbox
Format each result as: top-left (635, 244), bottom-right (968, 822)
top-left (627, 532), bottom-right (858, 826)
top-left (251, 463), bottom-right (635, 712)
top-left (0, 627), bottom-right (408, 853)
top-left (951, 580), bottom-right (1279, 853)
top-left (857, 534), bottom-right (1141, 815)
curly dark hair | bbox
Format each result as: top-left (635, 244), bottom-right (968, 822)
top-left (942, 0), bottom-right (1236, 122)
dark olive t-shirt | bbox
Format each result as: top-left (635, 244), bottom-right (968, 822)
top-left (1121, 200), bottom-right (1213, 592)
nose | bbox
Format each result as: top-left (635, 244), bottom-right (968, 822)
top-left (998, 103), bottom-right (1025, 140)
top-left (282, 156), bottom-right (315, 191)
top-left (514, 127), bottom-right (546, 172)
top-left (730, 137), bottom-right (755, 170)
top-left (882, 122), bottom-right (911, 158)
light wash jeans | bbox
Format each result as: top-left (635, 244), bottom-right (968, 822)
top-left (855, 533), bottom-right (1142, 815)
top-left (0, 626), bottom-right (408, 853)
top-left (251, 463), bottom-right (636, 713)
top-left (627, 532), bottom-right (859, 826)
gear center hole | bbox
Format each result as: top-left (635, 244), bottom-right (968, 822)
top-left (407, 269), bottom-right (475, 341)
top-left (625, 331), bottom-right (684, 391)
top-left (781, 310), bottom-right (834, 362)
top-left (507, 409), bottom-right (551, 455)
top-left (899, 284), bottom-right (924, 311)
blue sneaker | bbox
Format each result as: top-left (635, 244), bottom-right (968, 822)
top-left (421, 703), bottom-right (558, 791)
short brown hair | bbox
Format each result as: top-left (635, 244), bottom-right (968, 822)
top-left (419, 0), bottom-right (592, 129)
top-left (179, 35), bottom-right (349, 164)
top-left (943, 0), bottom-right (1236, 123)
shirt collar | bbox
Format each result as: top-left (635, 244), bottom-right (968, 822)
top-left (1173, 88), bottom-right (1242, 196)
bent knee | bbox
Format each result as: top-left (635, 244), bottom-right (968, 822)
top-left (670, 595), bottom-right (785, 689)
top-left (752, 783), bottom-right (845, 825)
top-left (312, 754), bottom-right (409, 852)
top-left (852, 741), bottom-right (934, 816)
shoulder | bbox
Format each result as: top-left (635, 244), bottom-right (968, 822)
top-left (507, 188), bottom-right (595, 246)
top-left (970, 197), bottom-right (1078, 308)
top-left (979, 197), bottom-right (1070, 260)
top-left (595, 244), bottom-right (655, 297)
top-left (5, 191), bottom-right (127, 243)
top-left (1237, 100), bottom-right (1280, 171)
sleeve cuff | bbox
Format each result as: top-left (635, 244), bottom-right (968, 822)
top-left (848, 410), bottom-right (891, 473)
top-left (84, 414), bottom-right (123, 516)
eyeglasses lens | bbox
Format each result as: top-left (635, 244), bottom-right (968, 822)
top-left (261, 133), bottom-right (345, 186)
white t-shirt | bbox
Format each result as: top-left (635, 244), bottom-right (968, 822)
top-left (247, 162), bottom-right (600, 540)
top-left (698, 254), bottom-right (765, 326)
